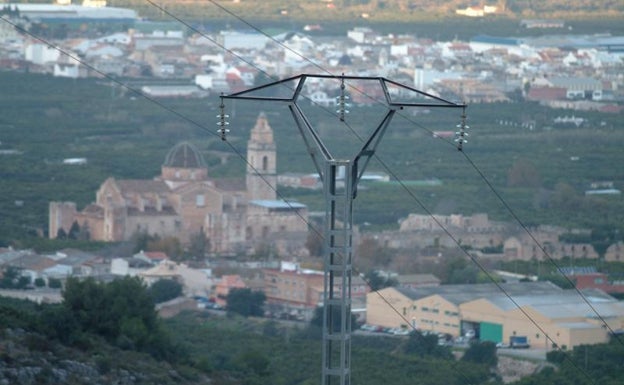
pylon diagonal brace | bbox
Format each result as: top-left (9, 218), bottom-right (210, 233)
top-left (382, 77), bottom-right (465, 107)
top-left (224, 73), bottom-right (306, 102)
top-left (288, 103), bottom-right (333, 183)
top-left (351, 108), bottom-right (396, 198)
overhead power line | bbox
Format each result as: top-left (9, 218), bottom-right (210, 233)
top-left (137, 0), bottom-right (623, 374)
top-left (2, 5), bottom-right (618, 382)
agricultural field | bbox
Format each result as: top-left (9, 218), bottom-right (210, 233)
top-left (1, 72), bottom-right (623, 248)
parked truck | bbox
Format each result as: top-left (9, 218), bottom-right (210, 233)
top-left (509, 336), bottom-right (530, 349)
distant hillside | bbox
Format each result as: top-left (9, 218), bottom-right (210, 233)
top-left (109, 0), bottom-right (624, 21)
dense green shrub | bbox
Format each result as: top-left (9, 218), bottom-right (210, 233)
top-left (148, 279), bottom-right (183, 304)
top-left (226, 288), bottom-right (266, 317)
top-left (461, 340), bottom-right (498, 367)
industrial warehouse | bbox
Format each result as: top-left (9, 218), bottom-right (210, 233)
top-left (5, 2), bottom-right (137, 24)
top-left (366, 281), bottom-right (624, 349)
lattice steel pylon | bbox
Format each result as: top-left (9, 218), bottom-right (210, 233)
top-left (222, 74), bottom-right (466, 385)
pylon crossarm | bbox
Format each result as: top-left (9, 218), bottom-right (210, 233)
top-left (222, 74), bottom-right (465, 109)
top-left (382, 77), bottom-right (466, 107)
top-left (222, 73), bottom-right (306, 102)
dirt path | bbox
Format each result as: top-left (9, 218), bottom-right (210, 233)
top-left (497, 355), bottom-right (542, 383)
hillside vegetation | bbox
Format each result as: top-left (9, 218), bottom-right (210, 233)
top-left (1, 287), bottom-right (623, 385)
top-left (109, 1), bottom-right (624, 47)
top-left (10, 1), bottom-right (624, 38)
top-left (112, 0), bottom-right (624, 21)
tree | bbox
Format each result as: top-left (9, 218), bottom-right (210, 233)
top-left (40, 276), bottom-right (184, 361)
top-left (132, 231), bottom-right (152, 254)
top-left (148, 236), bottom-right (182, 260)
top-left (68, 221), bottom-right (81, 240)
top-left (447, 264), bottom-right (479, 284)
top-left (522, 341), bottom-right (624, 384)
top-left (539, 273), bottom-right (574, 289)
top-left (62, 276), bottom-right (159, 350)
top-left (461, 340), bottom-right (498, 367)
top-left (590, 226), bottom-right (620, 260)
top-left (356, 237), bottom-right (393, 271)
top-left (249, 243), bottom-right (273, 261)
top-left (308, 305), bottom-right (358, 335)
top-left (403, 330), bottom-right (453, 359)
top-left (0, 266), bottom-right (29, 289)
top-left (67, 221), bottom-right (90, 241)
top-left (305, 227), bottom-right (323, 257)
top-left (188, 229), bottom-right (209, 260)
top-left (148, 278), bottom-right (183, 304)
top-left (235, 349), bottom-right (271, 377)
top-left (439, 256), bottom-right (479, 284)
top-left (0, 266), bottom-right (18, 288)
top-left (364, 270), bottom-right (397, 291)
top-left (546, 349), bottom-right (568, 364)
top-left (507, 158), bottom-right (541, 188)
top-left (550, 182), bottom-right (580, 212)
top-left (38, 303), bottom-right (80, 344)
top-left (262, 319), bottom-right (281, 337)
top-left (226, 288), bottom-right (266, 317)
top-left (56, 227), bottom-right (67, 239)
top-left (48, 277), bottom-right (62, 289)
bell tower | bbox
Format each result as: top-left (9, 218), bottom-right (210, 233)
top-left (246, 112), bottom-right (277, 201)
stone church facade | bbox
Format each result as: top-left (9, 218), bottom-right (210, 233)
top-left (49, 113), bottom-right (309, 257)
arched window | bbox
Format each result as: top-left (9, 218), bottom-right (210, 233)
top-left (262, 156), bottom-right (269, 171)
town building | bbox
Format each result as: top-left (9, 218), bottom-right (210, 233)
top-left (503, 227), bottom-right (599, 261)
top-left (520, 19), bottom-right (565, 29)
top-left (214, 274), bottom-right (247, 307)
top-left (49, 113), bottom-right (309, 257)
top-left (376, 213), bottom-right (512, 252)
top-left (139, 259), bottom-right (212, 298)
top-left (6, 2), bottom-right (137, 25)
top-left (376, 213), bottom-right (610, 262)
top-left (606, 241), bottom-right (624, 262)
top-left (261, 262), bottom-right (440, 322)
top-left (561, 267), bottom-right (624, 295)
top-left (395, 274), bottom-right (441, 289)
top-left (263, 261), bottom-right (324, 321)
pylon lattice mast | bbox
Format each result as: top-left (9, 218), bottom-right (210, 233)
top-left (222, 74), bottom-right (466, 385)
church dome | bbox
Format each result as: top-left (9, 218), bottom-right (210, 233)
top-left (163, 142), bottom-right (206, 168)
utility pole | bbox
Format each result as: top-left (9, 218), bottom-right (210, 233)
top-left (221, 74), bottom-right (466, 385)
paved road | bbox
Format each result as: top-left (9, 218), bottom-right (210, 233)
top-left (497, 347), bottom-right (547, 361)
top-left (0, 288), bottom-right (62, 303)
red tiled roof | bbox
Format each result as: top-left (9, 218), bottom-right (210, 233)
top-left (144, 251), bottom-right (168, 261)
top-left (82, 204), bottom-right (104, 215)
top-left (599, 104), bottom-right (624, 113)
top-left (214, 178), bottom-right (246, 192)
top-left (116, 179), bottom-right (170, 194)
top-left (10, 254), bottom-right (57, 271)
top-left (216, 274), bottom-right (246, 290)
top-left (526, 86), bottom-right (566, 101)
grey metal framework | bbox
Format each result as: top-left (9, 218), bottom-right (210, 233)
top-left (222, 74), bottom-right (465, 385)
